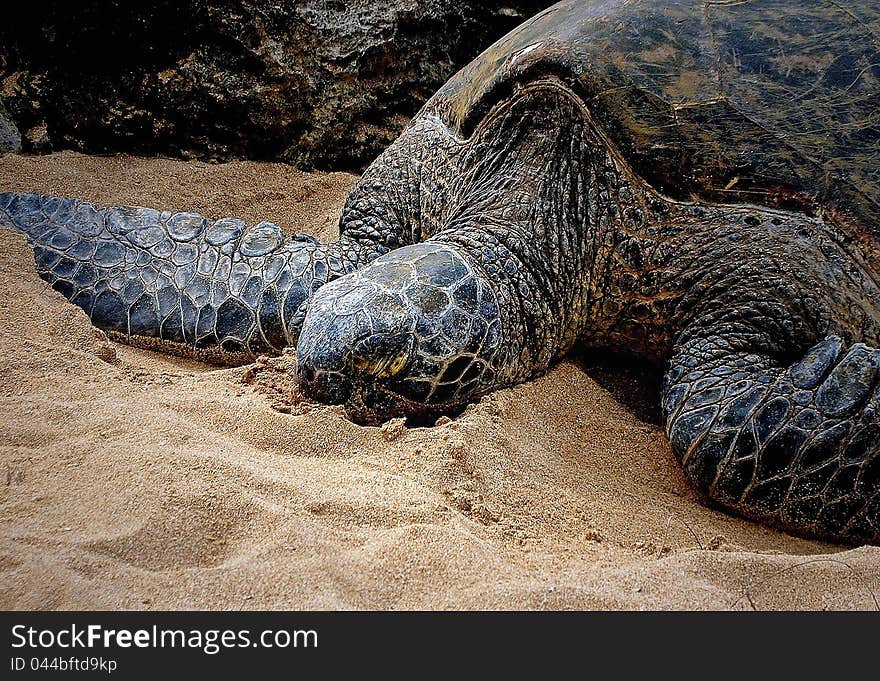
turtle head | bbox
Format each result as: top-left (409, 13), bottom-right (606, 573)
top-left (295, 243), bottom-right (501, 424)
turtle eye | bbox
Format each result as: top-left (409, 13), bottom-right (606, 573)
top-left (350, 332), bottom-right (415, 378)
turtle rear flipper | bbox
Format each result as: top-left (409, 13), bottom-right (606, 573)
top-left (664, 333), bottom-right (880, 543)
top-left (0, 192), bottom-right (352, 362)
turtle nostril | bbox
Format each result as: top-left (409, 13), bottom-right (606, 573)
top-left (295, 364), bottom-right (353, 405)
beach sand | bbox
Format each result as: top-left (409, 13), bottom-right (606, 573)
top-left (1, 151), bottom-right (877, 610)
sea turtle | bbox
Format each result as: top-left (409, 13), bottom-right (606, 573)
top-left (2, 0), bottom-right (880, 544)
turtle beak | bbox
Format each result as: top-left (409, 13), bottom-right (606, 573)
top-left (295, 271), bottom-right (417, 417)
top-left (296, 329), bottom-right (416, 411)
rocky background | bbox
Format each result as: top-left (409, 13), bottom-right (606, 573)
top-left (0, 0), bottom-right (550, 169)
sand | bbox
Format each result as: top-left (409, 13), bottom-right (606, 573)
top-left (0, 150), bottom-right (878, 611)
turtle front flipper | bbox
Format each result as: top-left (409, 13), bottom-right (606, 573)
top-left (663, 332), bottom-right (880, 543)
top-left (0, 191), bottom-right (363, 362)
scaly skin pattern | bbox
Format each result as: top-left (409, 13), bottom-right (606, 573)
top-left (0, 192), bottom-right (352, 362)
top-left (3, 80), bottom-right (880, 543)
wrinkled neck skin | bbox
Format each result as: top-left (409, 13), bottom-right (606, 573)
top-left (414, 80), bottom-right (880, 382)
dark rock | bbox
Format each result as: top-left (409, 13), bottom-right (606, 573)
top-left (0, 0), bottom-right (551, 169)
top-left (0, 101), bottom-right (21, 152)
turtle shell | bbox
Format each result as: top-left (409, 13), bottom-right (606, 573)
top-left (425, 0), bottom-right (880, 267)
